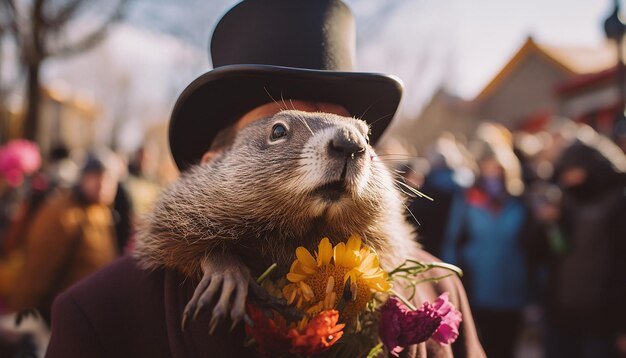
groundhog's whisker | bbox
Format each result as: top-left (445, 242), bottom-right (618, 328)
top-left (394, 180), bottom-right (432, 201)
top-left (367, 112), bottom-right (393, 127)
top-left (264, 156), bottom-right (309, 161)
top-left (402, 201), bottom-right (421, 226)
top-left (372, 161), bottom-right (422, 178)
top-left (373, 154), bottom-right (421, 158)
top-left (356, 101), bottom-right (377, 121)
top-left (371, 158), bottom-right (421, 166)
top-left (263, 86), bottom-right (288, 111)
top-left (296, 115), bottom-right (315, 136)
top-left (369, 165), bottom-right (429, 200)
top-left (280, 92), bottom-right (290, 112)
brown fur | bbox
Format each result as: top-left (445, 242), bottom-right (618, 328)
top-left (134, 110), bottom-right (418, 280)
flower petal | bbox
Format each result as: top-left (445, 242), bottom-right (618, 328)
top-left (359, 251), bottom-right (378, 272)
top-left (342, 247), bottom-right (360, 268)
top-left (431, 293), bottom-right (462, 345)
top-left (287, 272), bottom-right (308, 282)
top-left (296, 247), bottom-right (318, 271)
top-left (344, 270), bottom-right (359, 285)
top-left (283, 284), bottom-right (298, 304)
top-left (289, 310), bottom-right (345, 355)
top-left (290, 259), bottom-right (316, 276)
top-left (299, 281), bottom-right (316, 301)
top-left (333, 242), bottom-right (346, 266)
top-left (346, 236), bottom-right (362, 252)
top-left (370, 278), bottom-right (392, 292)
top-left (317, 237), bottom-right (333, 266)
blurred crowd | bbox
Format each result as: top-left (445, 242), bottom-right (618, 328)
top-left (0, 142), bottom-right (162, 356)
top-left (405, 119), bottom-right (626, 358)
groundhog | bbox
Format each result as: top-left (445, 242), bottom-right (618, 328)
top-left (134, 110), bottom-right (419, 332)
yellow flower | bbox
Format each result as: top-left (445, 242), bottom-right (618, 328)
top-left (283, 236), bottom-right (391, 319)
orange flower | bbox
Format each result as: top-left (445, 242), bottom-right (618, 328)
top-left (289, 310), bottom-right (345, 355)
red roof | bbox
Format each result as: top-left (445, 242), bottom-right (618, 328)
top-left (555, 66), bottom-right (618, 95)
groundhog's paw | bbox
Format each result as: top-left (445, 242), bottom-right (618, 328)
top-left (181, 258), bottom-right (251, 334)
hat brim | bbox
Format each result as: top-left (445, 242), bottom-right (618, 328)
top-left (169, 64), bottom-right (403, 171)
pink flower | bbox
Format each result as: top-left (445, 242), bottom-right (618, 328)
top-left (379, 293), bottom-right (462, 356)
top-left (379, 297), bottom-right (441, 356)
top-left (0, 140), bottom-right (41, 187)
top-left (430, 292), bottom-right (462, 345)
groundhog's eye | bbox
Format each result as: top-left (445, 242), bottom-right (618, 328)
top-left (271, 123), bottom-right (288, 141)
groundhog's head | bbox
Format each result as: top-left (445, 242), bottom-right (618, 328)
top-left (141, 110), bottom-right (410, 273)
top-left (194, 110), bottom-right (398, 234)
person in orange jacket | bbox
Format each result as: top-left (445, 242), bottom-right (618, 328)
top-left (8, 154), bottom-right (120, 324)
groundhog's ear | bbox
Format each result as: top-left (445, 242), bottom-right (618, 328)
top-left (200, 150), bottom-right (221, 164)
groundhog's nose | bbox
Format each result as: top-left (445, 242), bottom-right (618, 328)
top-left (328, 129), bottom-right (366, 159)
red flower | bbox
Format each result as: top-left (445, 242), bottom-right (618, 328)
top-left (289, 310), bottom-right (345, 355)
top-left (245, 304), bottom-right (291, 357)
top-left (379, 297), bottom-right (404, 356)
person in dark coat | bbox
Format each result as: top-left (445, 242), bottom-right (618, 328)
top-left (112, 183), bottom-right (133, 253)
top-left (409, 134), bottom-right (473, 257)
top-left (543, 140), bottom-right (626, 358)
top-left (45, 1), bottom-right (485, 357)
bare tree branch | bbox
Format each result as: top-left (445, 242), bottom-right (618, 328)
top-left (1, 0), bottom-right (20, 36)
top-left (31, 0), bottom-right (47, 61)
top-left (8, 0), bottom-right (132, 139)
top-left (42, 0), bottom-right (88, 29)
top-left (47, 0), bottom-right (129, 57)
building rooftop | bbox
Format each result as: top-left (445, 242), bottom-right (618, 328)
top-left (476, 37), bottom-right (620, 101)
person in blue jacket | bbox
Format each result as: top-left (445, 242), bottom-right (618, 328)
top-left (441, 132), bottom-right (530, 358)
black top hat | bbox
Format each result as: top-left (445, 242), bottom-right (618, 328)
top-left (169, 0), bottom-right (403, 171)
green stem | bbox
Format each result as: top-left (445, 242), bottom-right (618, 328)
top-left (412, 273), bottom-right (454, 286)
top-left (387, 261), bottom-right (407, 276)
top-left (366, 342), bottom-right (384, 358)
top-left (424, 262), bottom-right (464, 277)
top-left (256, 263), bottom-right (278, 284)
top-left (390, 289), bottom-right (417, 311)
top-left (389, 260), bottom-right (464, 279)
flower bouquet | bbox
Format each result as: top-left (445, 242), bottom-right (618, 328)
top-left (245, 236), bottom-right (463, 357)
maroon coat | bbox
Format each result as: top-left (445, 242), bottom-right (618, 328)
top-left (46, 255), bottom-right (484, 357)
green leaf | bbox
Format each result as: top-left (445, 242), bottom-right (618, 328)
top-left (366, 342), bottom-right (384, 358)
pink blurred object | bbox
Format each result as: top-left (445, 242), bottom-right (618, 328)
top-left (0, 139), bottom-right (42, 187)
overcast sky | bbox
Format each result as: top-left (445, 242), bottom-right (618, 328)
top-left (28, 0), bottom-right (623, 149)
top-left (449, 0), bottom-right (613, 98)
top-left (123, 0), bottom-right (618, 111)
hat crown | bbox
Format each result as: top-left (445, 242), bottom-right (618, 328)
top-left (210, 0), bottom-right (356, 71)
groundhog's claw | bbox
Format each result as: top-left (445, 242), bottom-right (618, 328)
top-left (181, 258), bottom-right (250, 334)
